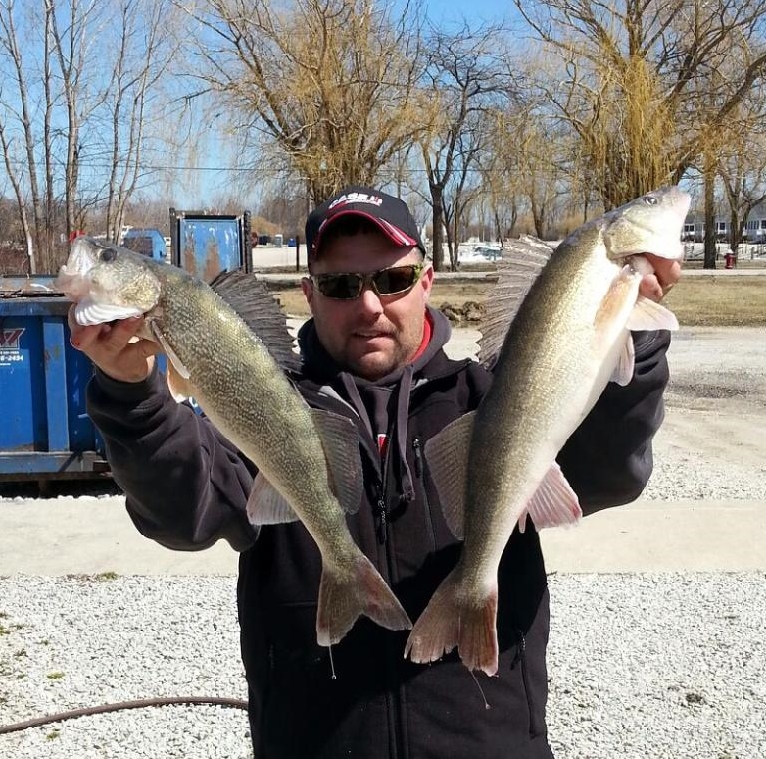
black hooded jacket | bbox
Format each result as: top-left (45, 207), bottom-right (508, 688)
top-left (86, 307), bottom-right (671, 759)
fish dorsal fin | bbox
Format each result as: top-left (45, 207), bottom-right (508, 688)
top-left (626, 295), bottom-right (679, 332)
top-left (311, 408), bottom-right (363, 515)
top-left (246, 473), bottom-right (300, 525)
top-left (209, 269), bottom-right (301, 372)
top-left (478, 236), bottom-right (554, 366)
top-left (518, 462), bottom-right (582, 534)
top-left (610, 334), bottom-right (636, 386)
top-left (74, 298), bottom-right (144, 325)
top-left (423, 411), bottom-right (477, 539)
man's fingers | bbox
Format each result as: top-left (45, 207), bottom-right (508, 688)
top-left (640, 255), bottom-right (682, 301)
top-left (639, 276), bottom-right (664, 301)
top-left (128, 335), bottom-right (163, 358)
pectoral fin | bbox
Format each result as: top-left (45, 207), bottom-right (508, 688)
top-left (149, 322), bottom-right (194, 401)
top-left (246, 473), bottom-right (300, 525)
top-left (518, 462), bottom-right (582, 533)
top-left (626, 295), bottom-right (679, 332)
top-left (423, 411), bottom-right (476, 539)
top-left (311, 408), bottom-right (363, 514)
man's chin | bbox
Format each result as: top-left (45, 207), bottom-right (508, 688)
top-left (348, 351), bottom-right (399, 382)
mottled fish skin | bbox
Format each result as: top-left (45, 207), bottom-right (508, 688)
top-left (405, 187), bottom-right (691, 675)
top-left (57, 238), bottom-right (411, 646)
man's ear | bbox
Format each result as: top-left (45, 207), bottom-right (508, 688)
top-left (300, 276), bottom-right (313, 307)
top-left (421, 264), bottom-right (434, 299)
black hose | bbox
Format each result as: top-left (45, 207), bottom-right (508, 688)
top-left (0, 695), bottom-right (248, 735)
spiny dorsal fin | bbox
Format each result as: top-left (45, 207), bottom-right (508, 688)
top-left (478, 236), bottom-right (554, 366)
top-left (209, 269), bottom-right (301, 372)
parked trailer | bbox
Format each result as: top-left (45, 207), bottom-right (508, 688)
top-left (0, 276), bottom-right (108, 481)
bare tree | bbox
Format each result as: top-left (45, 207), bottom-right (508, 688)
top-left (417, 22), bottom-right (517, 270)
top-left (97, 0), bottom-right (177, 242)
top-left (0, 0), bottom-right (178, 273)
top-left (514, 0), bottom-right (766, 218)
top-left (183, 0), bottom-right (432, 205)
top-left (718, 122), bottom-right (766, 259)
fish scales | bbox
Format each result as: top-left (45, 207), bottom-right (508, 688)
top-left (463, 230), bottom-right (617, 575)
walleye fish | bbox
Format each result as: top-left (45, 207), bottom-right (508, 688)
top-left (57, 237), bottom-right (411, 646)
top-left (405, 186), bottom-right (691, 675)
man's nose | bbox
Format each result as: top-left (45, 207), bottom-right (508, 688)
top-left (356, 283), bottom-right (384, 314)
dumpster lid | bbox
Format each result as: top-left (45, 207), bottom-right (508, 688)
top-left (0, 275), bottom-right (64, 298)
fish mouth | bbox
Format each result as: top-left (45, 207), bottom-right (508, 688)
top-left (55, 238), bottom-right (100, 299)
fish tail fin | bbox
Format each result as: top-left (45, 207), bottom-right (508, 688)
top-left (405, 570), bottom-right (499, 675)
top-left (457, 591), bottom-right (499, 676)
top-left (316, 555), bottom-right (412, 646)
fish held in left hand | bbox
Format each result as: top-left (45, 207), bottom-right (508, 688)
top-left (405, 186), bottom-right (691, 676)
top-left (57, 237), bottom-right (412, 646)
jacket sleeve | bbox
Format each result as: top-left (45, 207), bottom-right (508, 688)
top-left (86, 365), bottom-right (259, 552)
top-left (557, 330), bottom-right (671, 516)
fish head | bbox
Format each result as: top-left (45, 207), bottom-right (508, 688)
top-left (600, 186), bottom-right (691, 263)
top-left (57, 237), bottom-right (162, 326)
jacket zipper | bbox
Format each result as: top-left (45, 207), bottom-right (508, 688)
top-left (374, 491), bottom-right (388, 544)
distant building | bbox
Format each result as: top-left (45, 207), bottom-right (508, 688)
top-left (682, 205), bottom-right (766, 243)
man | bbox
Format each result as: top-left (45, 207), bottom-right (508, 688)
top-left (70, 186), bottom-right (679, 758)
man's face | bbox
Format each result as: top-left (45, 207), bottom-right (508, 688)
top-left (301, 230), bottom-right (433, 381)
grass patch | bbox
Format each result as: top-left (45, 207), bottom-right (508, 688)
top-left (94, 571), bottom-right (119, 582)
top-left (664, 275), bottom-right (766, 327)
top-left (272, 271), bottom-right (766, 327)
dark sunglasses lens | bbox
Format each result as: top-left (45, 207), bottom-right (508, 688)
top-left (373, 266), bottom-right (418, 295)
top-left (317, 274), bottom-right (361, 299)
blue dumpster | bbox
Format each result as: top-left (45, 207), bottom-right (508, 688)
top-left (0, 276), bottom-right (107, 480)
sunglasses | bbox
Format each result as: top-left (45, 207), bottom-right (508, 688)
top-left (310, 263), bottom-right (425, 300)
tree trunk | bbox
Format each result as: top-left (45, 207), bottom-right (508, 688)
top-left (429, 183), bottom-right (445, 271)
top-left (729, 210), bottom-right (742, 258)
top-left (703, 153), bottom-right (717, 270)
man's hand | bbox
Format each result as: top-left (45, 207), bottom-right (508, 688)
top-left (639, 254), bottom-right (682, 302)
top-left (68, 307), bottom-right (160, 383)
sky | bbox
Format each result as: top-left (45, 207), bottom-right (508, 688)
top-left (421, 0), bottom-right (512, 26)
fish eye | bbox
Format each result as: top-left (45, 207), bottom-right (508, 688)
top-left (100, 247), bottom-right (118, 262)
top-left (644, 196), bottom-right (658, 205)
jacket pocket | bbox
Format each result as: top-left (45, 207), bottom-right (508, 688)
top-left (514, 630), bottom-right (546, 738)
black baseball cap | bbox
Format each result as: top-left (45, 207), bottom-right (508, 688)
top-left (306, 186), bottom-right (426, 259)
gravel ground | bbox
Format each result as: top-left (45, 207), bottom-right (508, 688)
top-left (1, 326), bottom-right (764, 758)
top-left (1, 574), bottom-right (763, 758)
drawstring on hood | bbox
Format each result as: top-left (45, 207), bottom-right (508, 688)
top-left (297, 307), bottom-right (453, 509)
top-left (395, 365), bottom-right (415, 502)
